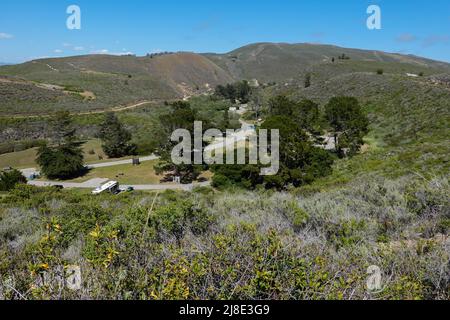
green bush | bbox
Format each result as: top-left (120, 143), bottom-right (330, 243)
top-left (0, 175), bottom-right (448, 300)
top-left (326, 219), bottom-right (366, 248)
top-left (288, 202), bottom-right (310, 230)
top-left (149, 200), bottom-right (212, 241)
top-left (0, 169), bottom-right (27, 191)
top-left (212, 174), bottom-right (231, 189)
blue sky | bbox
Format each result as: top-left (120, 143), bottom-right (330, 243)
top-left (0, 0), bottom-right (449, 63)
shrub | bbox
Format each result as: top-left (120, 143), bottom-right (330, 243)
top-left (0, 169), bottom-right (27, 191)
top-left (0, 175), bottom-right (448, 300)
top-left (211, 174), bottom-right (231, 189)
top-left (149, 200), bottom-right (212, 241)
top-left (326, 219), bottom-right (366, 248)
top-left (289, 203), bottom-right (310, 230)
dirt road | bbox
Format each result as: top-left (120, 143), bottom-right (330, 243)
top-left (3, 100), bottom-right (161, 119)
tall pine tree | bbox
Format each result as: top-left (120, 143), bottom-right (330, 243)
top-left (99, 113), bottom-right (137, 158)
top-left (37, 111), bottom-right (85, 179)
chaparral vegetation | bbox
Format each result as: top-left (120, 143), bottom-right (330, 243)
top-left (0, 42), bottom-right (449, 300)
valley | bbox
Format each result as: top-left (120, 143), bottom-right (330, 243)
top-left (0, 42), bottom-right (449, 301)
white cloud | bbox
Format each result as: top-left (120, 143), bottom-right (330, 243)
top-left (0, 33), bottom-right (14, 39)
top-left (62, 43), bottom-right (85, 51)
top-left (27, 55), bottom-right (50, 61)
top-left (91, 49), bottom-right (109, 54)
top-left (90, 49), bottom-right (134, 56)
top-left (54, 49), bottom-right (63, 54)
top-left (422, 35), bottom-right (450, 47)
top-left (396, 33), bottom-right (418, 43)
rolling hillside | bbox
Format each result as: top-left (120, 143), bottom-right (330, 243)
top-left (0, 53), bottom-right (232, 115)
top-left (204, 42), bottom-right (450, 82)
top-left (1, 43), bottom-right (449, 301)
top-left (0, 42), bottom-right (449, 116)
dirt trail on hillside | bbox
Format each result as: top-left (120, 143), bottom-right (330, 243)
top-left (1, 100), bottom-right (169, 119)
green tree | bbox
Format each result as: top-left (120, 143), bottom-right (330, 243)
top-left (215, 81), bottom-right (252, 103)
top-left (324, 97), bottom-right (369, 156)
top-left (99, 113), bottom-right (137, 158)
top-left (0, 169), bottom-right (27, 191)
top-left (214, 85), bottom-right (227, 99)
top-left (211, 162), bottom-right (262, 190)
top-left (225, 84), bottom-right (237, 103)
top-left (155, 101), bottom-right (203, 183)
top-left (260, 116), bottom-right (334, 188)
top-left (219, 109), bottom-right (231, 132)
top-left (50, 111), bottom-right (77, 146)
top-left (293, 99), bottom-right (320, 132)
top-left (235, 80), bottom-right (251, 103)
top-left (36, 112), bottom-right (85, 180)
top-left (268, 95), bottom-right (296, 116)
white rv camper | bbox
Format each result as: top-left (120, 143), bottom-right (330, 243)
top-left (92, 181), bottom-right (120, 195)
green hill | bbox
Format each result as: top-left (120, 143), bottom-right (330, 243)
top-left (0, 53), bottom-right (232, 115)
top-left (0, 43), bottom-right (449, 301)
top-left (1, 43), bottom-right (449, 116)
top-left (203, 42), bottom-right (450, 83)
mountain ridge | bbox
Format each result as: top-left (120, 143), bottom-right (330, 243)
top-left (203, 42), bottom-right (450, 82)
top-left (1, 42), bottom-right (449, 115)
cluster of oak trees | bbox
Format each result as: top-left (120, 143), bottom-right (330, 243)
top-left (154, 94), bottom-right (368, 190)
top-left (212, 95), bottom-right (368, 189)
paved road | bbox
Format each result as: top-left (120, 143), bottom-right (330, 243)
top-left (24, 154), bottom-right (212, 191)
top-left (28, 178), bottom-right (210, 191)
top-left (121, 181), bottom-right (211, 191)
top-left (204, 119), bottom-right (256, 153)
top-left (29, 178), bottom-right (109, 189)
top-left (20, 155), bottom-right (159, 178)
top-left (86, 155), bottom-right (158, 169)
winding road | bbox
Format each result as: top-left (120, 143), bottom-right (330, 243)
top-left (24, 155), bottom-right (211, 191)
top-left (20, 103), bottom-right (255, 192)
